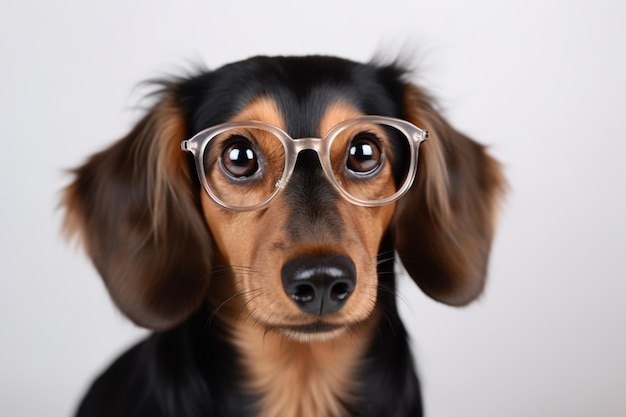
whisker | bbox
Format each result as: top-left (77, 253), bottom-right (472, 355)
top-left (376, 249), bottom-right (395, 259)
top-left (374, 250), bottom-right (396, 266)
top-left (394, 290), bottom-right (412, 312)
top-left (210, 264), bottom-right (254, 278)
top-left (237, 291), bottom-right (264, 325)
top-left (206, 288), bottom-right (252, 326)
top-left (375, 257), bottom-right (395, 267)
top-left (367, 295), bottom-right (396, 338)
top-left (345, 325), bottom-right (360, 348)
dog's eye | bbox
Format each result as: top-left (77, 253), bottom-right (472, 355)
top-left (221, 136), bottom-right (259, 178)
top-left (347, 133), bottom-right (383, 174)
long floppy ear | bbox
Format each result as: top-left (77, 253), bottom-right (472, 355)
top-left (394, 84), bottom-right (506, 306)
top-left (63, 90), bottom-right (213, 330)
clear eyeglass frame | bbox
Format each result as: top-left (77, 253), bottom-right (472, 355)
top-left (180, 115), bottom-right (429, 211)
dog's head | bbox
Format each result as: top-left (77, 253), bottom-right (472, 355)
top-left (64, 56), bottom-right (504, 337)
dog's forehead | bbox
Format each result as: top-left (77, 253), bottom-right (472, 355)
top-left (183, 56), bottom-right (403, 136)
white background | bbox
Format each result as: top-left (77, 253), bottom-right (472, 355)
top-left (1, 0), bottom-right (625, 416)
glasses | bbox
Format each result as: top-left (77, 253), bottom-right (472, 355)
top-left (181, 116), bottom-right (428, 211)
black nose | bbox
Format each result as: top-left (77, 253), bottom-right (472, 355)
top-left (281, 255), bottom-right (356, 316)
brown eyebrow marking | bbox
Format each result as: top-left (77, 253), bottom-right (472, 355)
top-left (318, 101), bottom-right (364, 136)
top-left (229, 96), bottom-right (286, 129)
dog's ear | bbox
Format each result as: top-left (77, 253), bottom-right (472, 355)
top-left (394, 84), bottom-right (505, 306)
top-left (63, 90), bottom-right (213, 330)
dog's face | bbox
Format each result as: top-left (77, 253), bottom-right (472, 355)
top-left (64, 56), bottom-right (504, 335)
top-left (200, 100), bottom-right (398, 341)
top-left (183, 58), bottom-right (417, 340)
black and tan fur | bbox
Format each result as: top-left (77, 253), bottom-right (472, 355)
top-left (64, 55), bottom-right (504, 417)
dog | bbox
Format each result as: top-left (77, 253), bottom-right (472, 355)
top-left (63, 55), bottom-right (504, 417)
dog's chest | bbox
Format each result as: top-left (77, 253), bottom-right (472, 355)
top-left (233, 328), bottom-right (369, 417)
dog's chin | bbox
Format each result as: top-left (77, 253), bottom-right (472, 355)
top-left (274, 322), bottom-right (349, 343)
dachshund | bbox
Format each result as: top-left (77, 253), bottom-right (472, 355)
top-left (63, 55), bottom-right (505, 417)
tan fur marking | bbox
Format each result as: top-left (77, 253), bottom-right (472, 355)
top-left (233, 315), bottom-right (378, 417)
top-left (318, 101), bottom-right (364, 135)
top-left (229, 96), bottom-right (286, 127)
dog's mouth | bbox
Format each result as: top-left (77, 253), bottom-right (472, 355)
top-left (283, 322), bottom-right (343, 334)
top-left (271, 321), bottom-right (349, 342)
